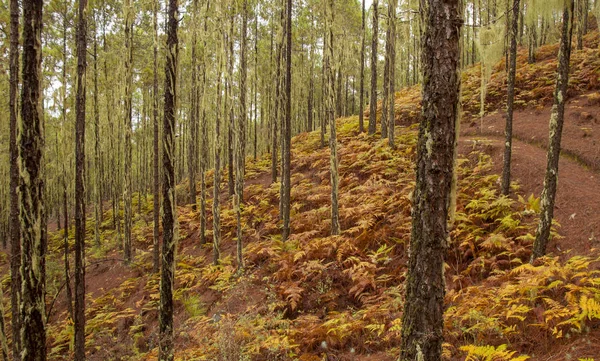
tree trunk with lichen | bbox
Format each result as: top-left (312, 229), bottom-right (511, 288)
top-left (532, 0), bottom-right (575, 261)
top-left (359, 0), bottom-right (366, 133)
top-left (282, 0), bottom-right (292, 241)
top-left (8, 0), bottom-right (21, 355)
top-left (159, 0), bottom-right (178, 357)
top-left (74, 0), bottom-right (88, 358)
top-left (399, 0), bottom-right (462, 359)
top-left (502, 0), bottom-right (520, 196)
top-left (387, 0), bottom-right (397, 149)
top-left (368, 0), bottom-right (379, 135)
top-left (325, 0), bottom-right (339, 237)
top-left (152, 0), bottom-right (160, 273)
top-left (236, 0), bottom-right (248, 269)
top-left (123, 0), bottom-right (134, 264)
top-left (20, 0), bottom-right (47, 358)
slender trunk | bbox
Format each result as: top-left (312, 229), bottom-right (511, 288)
top-left (399, 0), bottom-right (461, 359)
top-left (532, 0), bottom-right (575, 261)
top-left (388, 0), bottom-right (397, 149)
top-left (94, 22), bottom-right (102, 248)
top-left (123, 0), bottom-right (134, 263)
top-left (159, 0), bottom-right (178, 357)
top-left (282, 0), bottom-right (292, 241)
top-left (254, 12), bottom-right (258, 161)
top-left (227, 13), bottom-right (235, 198)
top-left (325, 0), bottom-right (340, 236)
top-left (271, 13), bottom-right (284, 183)
top-left (502, 0), bottom-right (520, 195)
top-left (236, 0), bottom-right (248, 269)
top-left (199, 1), bottom-right (209, 245)
top-left (8, 0), bottom-right (21, 355)
top-left (359, 0), bottom-right (365, 133)
top-left (74, 0), bottom-right (88, 357)
top-left (188, 0), bottom-right (199, 210)
top-left (19, 0), bottom-right (46, 357)
top-left (152, 0), bottom-right (161, 273)
top-left (213, 25), bottom-right (225, 266)
top-left (381, 9), bottom-right (391, 139)
top-left (368, 0), bottom-right (379, 135)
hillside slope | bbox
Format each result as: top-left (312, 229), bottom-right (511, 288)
top-left (11, 31), bottom-right (600, 361)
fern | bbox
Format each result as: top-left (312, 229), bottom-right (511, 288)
top-left (460, 344), bottom-right (530, 361)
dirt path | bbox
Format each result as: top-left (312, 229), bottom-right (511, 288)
top-left (458, 134), bottom-right (600, 257)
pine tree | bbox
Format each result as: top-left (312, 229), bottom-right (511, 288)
top-left (19, 0), bottom-right (47, 358)
top-left (502, 0), bottom-right (520, 196)
top-left (188, 0), bottom-right (199, 211)
top-left (387, 0), bottom-right (397, 149)
top-left (123, 0), bottom-right (134, 263)
top-left (368, 0), bottom-right (379, 135)
top-left (400, 0), bottom-right (462, 360)
top-left (73, 0), bottom-right (88, 357)
top-left (532, 0), bottom-right (575, 261)
top-left (159, 0), bottom-right (178, 357)
top-left (8, 0), bottom-right (21, 355)
top-left (236, 0), bottom-right (248, 268)
top-left (152, 0), bottom-right (160, 273)
top-left (325, 0), bottom-right (340, 236)
top-left (282, 0), bottom-right (292, 241)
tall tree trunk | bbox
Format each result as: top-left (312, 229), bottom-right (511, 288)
top-left (8, 0), bottom-right (21, 355)
top-left (253, 12), bottom-right (258, 161)
top-left (93, 20), bottom-right (102, 248)
top-left (532, 0), bottom-right (575, 261)
top-left (325, 0), bottom-right (340, 236)
top-left (502, 0), bottom-right (520, 196)
top-left (19, 0), bottom-right (46, 358)
top-left (282, 0), bottom-right (292, 241)
top-left (152, 0), bottom-right (160, 274)
top-left (227, 12), bottom-right (235, 198)
top-left (577, 0), bottom-right (584, 50)
top-left (368, 0), bottom-right (379, 135)
top-left (199, 1), bottom-right (209, 246)
top-left (236, 0), bottom-right (248, 269)
top-left (74, 0), bottom-right (88, 357)
top-left (399, 0), bottom-right (461, 360)
top-left (381, 8), bottom-right (391, 139)
top-left (188, 0), bottom-right (199, 211)
top-left (359, 0), bottom-right (365, 132)
top-left (213, 24), bottom-right (225, 265)
top-left (272, 9), bottom-right (284, 183)
top-left (159, 0), bottom-right (178, 357)
top-left (388, 0), bottom-right (397, 149)
top-left (123, 0), bottom-right (134, 263)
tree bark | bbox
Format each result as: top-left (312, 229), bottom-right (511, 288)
top-left (399, 0), bottom-right (462, 360)
top-left (152, 0), bottom-right (160, 274)
top-left (74, 0), bottom-right (88, 357)
top-left (502, 0), bottom-right (520, 196)
top-left (368, 0), bottom-right (379, 135)
top-left (532, 0), bottom-right (575, 261)
top-left (213, 24), bottom-right (225, 265)
top-left (282, 0), bottom-right (292, 241)
top-left (188, 0), bottom-right (199, 211)
top-left (236, 0), bottom-right (248, 269)
top-left (381, 7), bottom-right (392, 139)
top-left (388, 0), bottom-right (397, 149)
top-left (8, 0), bottom-right (21, 355)
top-left (159, 0), bottom-right (178, 357)
top-left (123, 0), bottom-right (134, 263)
top-left (359, 0), bottom-right (365, 132)
top-left (19, 0), bottom-right (46, 358)
top-left (325, 0), bottom-right (340, 236)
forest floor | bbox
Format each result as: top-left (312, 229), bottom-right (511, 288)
top-left (461, 92), bottom-right (600, 257)
top-left (8, 33), bottom-right (600, 361)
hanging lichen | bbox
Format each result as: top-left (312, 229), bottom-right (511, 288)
top-left (476, 21), bottom-right (505, 118)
